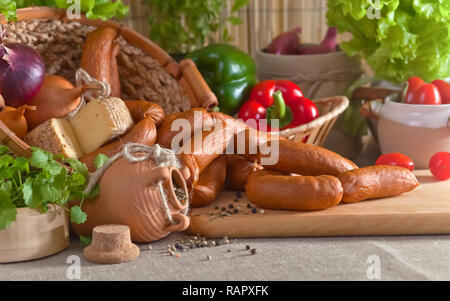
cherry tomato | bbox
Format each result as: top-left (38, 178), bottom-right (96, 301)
top-left (429, 152), bottom-right (450, 181)
top-left (412, 83), bottom-right (441, 105)
top-left (375, 153), bottom-right (415, 171)
top-left (405, 76), bottom-right (425, 104)
top-left (431, 79), bottom-right (450, 104)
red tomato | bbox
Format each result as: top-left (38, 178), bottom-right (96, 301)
top-left (375, 153), bottom-right (415, 171)
top-left (405, 76), bottom-right (425, 104)
top-left (429, 152), bottom-right (450, 181)
top-left (431, 79), bottom-right (450, 104)
top-left (412, 84), bottom-right (441, 105)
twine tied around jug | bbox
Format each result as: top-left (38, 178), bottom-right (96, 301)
top-left (84, 143), bottom-right (188, 226)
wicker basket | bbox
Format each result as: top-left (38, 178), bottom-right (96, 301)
top-left (279, 96), bottom-right (349, 146)
top-left (0, 7), bottom-right (218, 157)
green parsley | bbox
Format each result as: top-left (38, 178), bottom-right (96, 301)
top-left (0, 146), bottom-right (106, 230)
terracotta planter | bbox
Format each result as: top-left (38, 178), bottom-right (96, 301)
top-left (0, 206), bottom-right (69, 263)
top-left (71, 157), bottom-right (190, 242)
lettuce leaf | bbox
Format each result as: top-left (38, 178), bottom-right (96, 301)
top-left (0, 0), bottom-right (129, 21)
top-left (327, 0), bottom-right (450, 83)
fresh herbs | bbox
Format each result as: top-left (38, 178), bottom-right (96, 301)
top-left (327, 0), bottom-right (450, 83)
top-left (0, 0), bottom-right (129, 22)
top-left (145, 0), bottom-right (250, 53)
top-left (0, 145), bottom-right (103, 230)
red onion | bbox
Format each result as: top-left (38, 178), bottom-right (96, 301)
top-left (0, 43), bottom-right (46, 108)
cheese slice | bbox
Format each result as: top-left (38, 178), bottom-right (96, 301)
top-left (69, 97), bottom-right (134, 154)
top-left (24, 118), bottom-right (83, 159)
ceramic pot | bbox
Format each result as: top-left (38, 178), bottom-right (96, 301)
top-left (377, 99), bottom-right (450, 169)
top-left (255, 49), bottom-right (363, 99)
top-left (71, 157), bottom-right (190, 242)
top-left (0, 206), bottom-right (69, 263)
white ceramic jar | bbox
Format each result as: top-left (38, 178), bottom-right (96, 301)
top-left (377, 99), bottom-right (450, 169)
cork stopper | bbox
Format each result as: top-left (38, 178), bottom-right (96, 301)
top-left (83, 225), bottom-right (140, 264)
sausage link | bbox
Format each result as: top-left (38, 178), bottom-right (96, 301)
top-left (80, 26), bottom-right (121, 97)
top-left (191, 155), bottom-right (227, 207)
top-left (225, 155), bottom-right (259, 191)
top-left (259, 139), bottom-right (358, 176)
top-left (125, 100), bottom-right (166, 127)
top-left (338, 165), bottom-right (419, 203)
top-left (246, 170), bottom-right (343, 211)
top-left (156, 108), bottom-right (213, 149)
top-left (80, 118), bottom-right (157, 172)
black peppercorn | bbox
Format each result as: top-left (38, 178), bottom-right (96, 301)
top-left (250, 249), bottom-right (257, 255)
top-left (245, 245), bottom-right (251, 250)
top-left (228, 204), bottom-right (234, 209)
top-left (236, 192), bottom-right (242, 198)
top-left (251, 207), bottom-right (257, 214)
top-left (221, 207), bottom-right (226, 211)
top-left (226, 210), bottom-right (232, 214)
top-left (233, 208), bottom-right (238, 214)
top-left (247, 204), bottom-right (252, 209)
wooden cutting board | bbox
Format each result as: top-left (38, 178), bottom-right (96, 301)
top-left (188, 170), bottom-right (450, 238)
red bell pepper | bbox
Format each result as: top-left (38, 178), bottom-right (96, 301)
top-left (238, 80), bottom-right (319, 132)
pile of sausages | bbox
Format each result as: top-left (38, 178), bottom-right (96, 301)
top-left (155, 108), bottom-right (419, 211)
top-left (95, 103), bottom-right (419, 211)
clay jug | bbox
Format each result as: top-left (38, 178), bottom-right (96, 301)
top-left (71, 155), bottom-right (190, 242)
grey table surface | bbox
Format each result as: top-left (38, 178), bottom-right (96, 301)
top-left (1, 133), bottom-right (449, 281)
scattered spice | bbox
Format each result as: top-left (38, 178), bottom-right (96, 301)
top-left (247, 204), bottom-right (252, 209)
top-left (259, 209), bottom-right (265, 214)
top-left (233, 208), bottom-right (239, 214)
top-left (251, 208), bottom-right (257, 214)
top-left (221, 207), bottom-right (226, 211)
top-left (228, 204), bottom-right (234, 209)
top-left (250, 249), bottom-right (257, 255)
top-left (206, 255), bottom-right (212, 261)
top-left (227, 249), bottom-right (231, 252)
top-left (175, 254), bottom-right (181, 258)
top-left (226, 209), bottom-right (232, 214)
top-left (214, 205), bottom-right (219, 210)
top-left (245, 245), bottom-right (251, 250)
top-left (233, 198), bottom-right (239, 202)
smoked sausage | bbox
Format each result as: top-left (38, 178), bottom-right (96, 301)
top-left (191, 155), bottom-right (227, 207)
top-left (246, 170), bottom-right (343, 211)
top-left (258, 139), bottom-right (358, 176)
top-left (338, 165), bottom-right (419, 204)
top-left (81, 26), bottom-right (121, 97)
top-left (157, 108), bottom-right (213, 149)
top-left (125, 100), bottom-right (166, 127)
top-left (225, 155), bottom-right (260, 191)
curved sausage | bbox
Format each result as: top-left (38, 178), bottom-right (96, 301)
top-left (156, 108), bottom-right (213, 149)
top-left (258, 139), bottom-right (358, 176)
top-left (225, 155), bottom-right (260, 191)
top-left (246, 170), bottom-right (343, 211)
top-left (80, 118), bottom-right (157, 172)
top-left (338, 165), bottom-right (419, 204)
top-left (125, 100), bottom-right (166, 127)
top-left (81, 26), bottom-right (121, 97)
top-left (191, 155), bottom-right (227, 207)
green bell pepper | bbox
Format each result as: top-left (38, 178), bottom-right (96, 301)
top-left (187, 44), bottom-right (258, 115)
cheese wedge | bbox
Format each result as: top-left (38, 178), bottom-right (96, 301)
top-left (24, 118), bottom-right (83, 159)
top-left (69, 98), bottom-right (134, 154)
